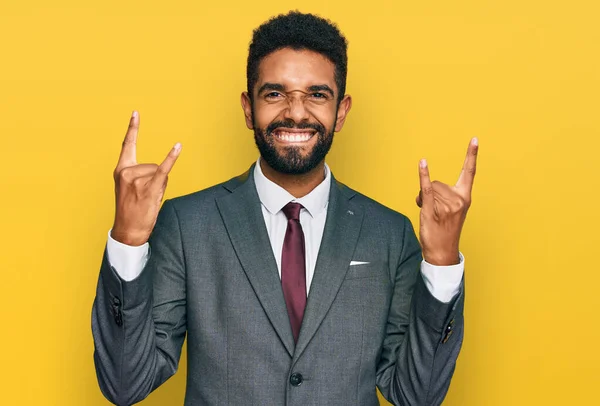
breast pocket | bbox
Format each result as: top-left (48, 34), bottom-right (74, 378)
top-left (344, 261), bottom-right (387, 280)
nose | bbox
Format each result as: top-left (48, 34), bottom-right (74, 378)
top-left (283, 96), bottom-right (310, 123)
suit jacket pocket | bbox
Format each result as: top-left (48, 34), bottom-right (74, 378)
top-left (345, 261), bottom-right (387, 280)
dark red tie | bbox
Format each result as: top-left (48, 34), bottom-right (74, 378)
top-left (281, 202), bottom-right (307, 343)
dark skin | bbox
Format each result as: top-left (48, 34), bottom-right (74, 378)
top-left (241, 48), bottom-right (352, 198)
top-left (111, 47), bottom-right (478, 266)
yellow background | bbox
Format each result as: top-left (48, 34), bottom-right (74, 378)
top-left (1, 0), bottom-right (599, 404)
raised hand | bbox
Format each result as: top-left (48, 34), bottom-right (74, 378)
top-left (111, 111), bottom-right (182, 246)
top-left (416, 138), bottom-right (478, 265)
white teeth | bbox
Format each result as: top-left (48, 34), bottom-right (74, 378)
top-left (276, 132), bottom-right (313, 142)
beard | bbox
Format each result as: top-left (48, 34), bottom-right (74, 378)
top-left (253, 118), bottom-right (335, 175)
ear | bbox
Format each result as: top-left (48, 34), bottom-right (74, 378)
top-left (334, 94), bottom-right (352, 132)
top-left (241, 92), bottom-right (254, 130)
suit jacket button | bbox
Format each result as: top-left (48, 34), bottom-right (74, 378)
top-left (446, 318), bottom-right (455, 333)
top-left (111, 296), bottom-right (123, 327)
top-left (289, 373), bottom-right (303, 387)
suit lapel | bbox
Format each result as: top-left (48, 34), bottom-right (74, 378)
top-left (215, 165), bottom-right (295, 356)
top-left (293, 177), bottom-right (364, 362)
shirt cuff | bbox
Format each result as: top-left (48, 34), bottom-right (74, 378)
top-left (420, 252), bottom-right (465, 303)
top-left (106, 229), bottom-right (150, 282)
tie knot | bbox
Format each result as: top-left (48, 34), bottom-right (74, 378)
top-left (282, 202), bottom-right (303, 221)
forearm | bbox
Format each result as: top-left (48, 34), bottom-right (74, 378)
top-left (92, 200), bottom-right (187, 405)
top-left (377, 274), bottom-right (464, 405)
top-left (92, 250), bottom-right (179, 405)
top-left (376, 217), bottom-right (465, 405)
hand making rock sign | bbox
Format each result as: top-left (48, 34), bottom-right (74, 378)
top-left (111, 111), bottom-right (182, 246)
top-left (416, 137), bottom-right (479, 266)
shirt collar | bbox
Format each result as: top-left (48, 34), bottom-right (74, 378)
top-left (253, 157), bottom-right (331, 218)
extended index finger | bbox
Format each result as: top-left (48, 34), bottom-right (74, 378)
top-left (151, 142), bottom-right (182, 187)
top-left (116, 111), bottom-right (139, 169)
top-left (419, 158), bottom-right (434, 209)
top-left (456, 137), bottom-right (479, 191)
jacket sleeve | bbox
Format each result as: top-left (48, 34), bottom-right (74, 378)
top-left (376, 216), bottom-right (465, 406)
top-left (91, 199), bottom-right (187, 405)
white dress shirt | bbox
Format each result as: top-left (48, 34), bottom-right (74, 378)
top-left (106, 158), bottom-right (464, 302)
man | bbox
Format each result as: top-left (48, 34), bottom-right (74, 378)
top-left (92, 11), bottom-right (476, 406)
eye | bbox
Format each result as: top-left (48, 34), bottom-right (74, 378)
top-left (265, 92), bottom-right (282, 98)
top-left (311, 92), bottom-right (327, 99)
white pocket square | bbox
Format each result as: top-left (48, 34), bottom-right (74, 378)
top-left (350, 261), bottom-right (370, 266)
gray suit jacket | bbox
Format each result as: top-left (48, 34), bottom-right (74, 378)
top-left (92, 164), bottom-right (464, 406)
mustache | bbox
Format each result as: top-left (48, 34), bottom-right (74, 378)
top-left (265, 120), bottom-right (325, 136)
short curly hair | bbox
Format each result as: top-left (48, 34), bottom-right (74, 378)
top-left (247, 11), bottom-right (348, 104)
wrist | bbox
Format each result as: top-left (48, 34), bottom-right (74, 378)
top-left (423, 250), bottom-right (460, 266)
top-left (110, 227), bottom-right (149, 247)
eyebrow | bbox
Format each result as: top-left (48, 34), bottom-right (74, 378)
top-left (307, 85), bottom-right (335, 97)
top-left (257, 83), bottom-right (335, 97)
top-left (257, 83), bottom-right (285, 95)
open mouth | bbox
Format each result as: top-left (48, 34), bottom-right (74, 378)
top-left (272, 128), bottom-right (317, 144)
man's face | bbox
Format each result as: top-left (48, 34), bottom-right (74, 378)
top-left (242, 48), bottom-right (351, 175)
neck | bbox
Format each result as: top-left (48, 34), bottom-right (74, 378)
top-left (259, 159), bottom-right (326, 198)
